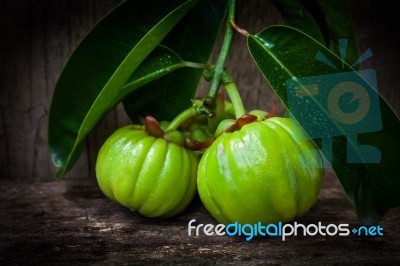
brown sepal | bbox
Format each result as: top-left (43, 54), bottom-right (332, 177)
top-left (185, 137), bottom-right (215, 150)
top-left (144, 115), bottom-right (164, 138)
top-left (265, 101), bottom-right (277, 119)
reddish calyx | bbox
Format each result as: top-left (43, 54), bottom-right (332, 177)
top-left (265, 101), bottom-right (277, 119)
top-left (144, 115), bottom-right (214, 150)
top-left (185, 138), bottom-right (215, 150)
top-left (226, 114), bottom-right (258, 133)
top-left (144, 115), bottom-right (164, 138)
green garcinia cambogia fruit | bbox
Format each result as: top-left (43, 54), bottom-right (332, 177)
top-left (96, 124), bottom-right (198, 218)
top-left (197, 113), bottom-right (324, 225)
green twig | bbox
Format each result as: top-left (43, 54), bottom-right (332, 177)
top-left (165, 107), bottom-right (201, 131)
top-left (222, 72), bottom-right (246, 119)
top-left (183, 61), bottom-right (210, 69)
top-left (207, 0), bottom-right (237, 100)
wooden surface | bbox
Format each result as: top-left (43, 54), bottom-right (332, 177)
top-left (0, 169), bottom-right (400, 265)
top-left (1, 170), bottom-right (399, 265)
top-left (1, 0), bottom-right (400, 265)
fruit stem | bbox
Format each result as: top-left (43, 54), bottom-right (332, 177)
top-left (229, 20), bottom-right (249, 37)
top-left (183, 61), bottom-right (211, 69)
top-left (222, 72), bottom-right (246, 119)
top-left (165, 107), bottom-right (202, 131)
top-left (207, 0), bottom-right (237, 100)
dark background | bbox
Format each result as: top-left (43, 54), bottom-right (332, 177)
top-left (0, 0), bottom-right (399, 264)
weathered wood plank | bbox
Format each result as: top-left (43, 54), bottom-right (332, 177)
top-left (0, 0), bottom-right (121, 180)
top-left (0, 170), bottom-right (399, 265)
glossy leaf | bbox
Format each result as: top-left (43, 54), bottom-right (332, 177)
top-left (121, 46), bottom-right (190, 96)
top-left (123, 0), bottom-right (229, 122)
top-left (48, 0), bottom-right (198, 178)
top-left (247, 25), bottom-right (400, 224)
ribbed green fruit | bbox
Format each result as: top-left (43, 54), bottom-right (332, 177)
top-left (198, 117), bottom-right (323, 225)
top-left (96, 125), bottom-right (198, 218)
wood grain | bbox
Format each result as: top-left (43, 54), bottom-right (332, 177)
top-left (0, 170), bottom-right (399, 265)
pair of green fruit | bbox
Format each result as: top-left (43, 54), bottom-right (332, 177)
top-left (96, 103), bottom-right (324, 225)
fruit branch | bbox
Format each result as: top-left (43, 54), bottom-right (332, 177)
top-left (229, 20), bottom-right (249, 37)
top-left (222, 71), bottom-right (246, 119)
top-left (207, 0), bottom-right (237, 100)
top-left (165, 106), bottom-right (202, 131)
top-left (183, 61), bottom-right (210, 69)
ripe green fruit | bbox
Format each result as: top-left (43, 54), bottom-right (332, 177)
top-left (197, 116), bottom-right (323, 225)
top-left (96, 125), bottom-right (198, 218)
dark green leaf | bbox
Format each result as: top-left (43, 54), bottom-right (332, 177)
top-left (247, 25), bottom-right (400, 224)
top-left (297, 0), bottom-right (359, 64)
top-left (123, 0), bottom-right (229, 122)
top-left (121, 45), bottom-right (190, 96)
top-left (48, 0), bottom-right (198, 178)
top-left (271, 0), bottom-right (325, 43)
